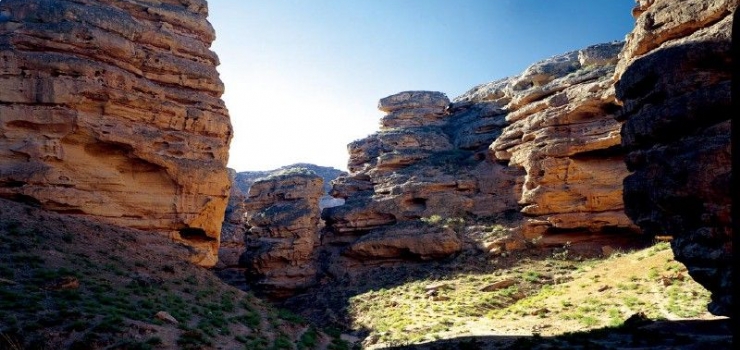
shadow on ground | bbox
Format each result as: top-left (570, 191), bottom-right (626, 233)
top-left (273, 233), bottom-right (653, 339)
top-left (385, 317), bottom-right (733, 349)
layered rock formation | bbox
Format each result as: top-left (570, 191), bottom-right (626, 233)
top-left (614, 0), bottom-right (734, 317)
top-left (217, 164), bottom-right (344, 289)
top-left (318, 45), bottom-right (650, 271)
top-left (458, 42), bottom-right (642, 247)
top-left (322, 91), bottom-right (524, 267)
top-left (240, 168), bottom-right (324, 297)
top-left (0, 0), bottom-right (232, 266)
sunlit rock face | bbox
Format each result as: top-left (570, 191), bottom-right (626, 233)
top-left (0, 0), bottom-right (232, 266)
top-left (459, 42), bottom-right (641, 248)
top-left (322, 90), bottom-right (524, 269)
top-left (614, 0), bottom-right (735, 317)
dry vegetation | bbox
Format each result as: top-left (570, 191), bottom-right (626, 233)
top-left (0, 199), bottom-right (349, 350)
top-left (0, 198), bottom-right (731, 349)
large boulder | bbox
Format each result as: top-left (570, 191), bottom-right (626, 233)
top-left (614, 0), bottom-right (734, 317)
top-left (0, 0), bottom-right (232, 266)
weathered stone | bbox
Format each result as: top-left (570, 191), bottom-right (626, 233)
top-left (377, 91), bottom-right (449, 113)
top-left (480, 279), bottom-right (516, 292)
top-left (154, 311), bottom-right (179, 325)
top-left (320, 90), bottom-right (522, 272)
top-left (468, 42), bottom-right (641, 246)
top-left (381, 107), bottom-right (450, 130)
top-left (614, 0), bottom-right (736, 78)
top-left (344, 223), bottom-right (462, 261)
top-left (0, 0), bottom-right (231, 266)
top-left (241, 168), bottom-right (324, 297)
top-left (614, 0), bottom-right (734, 317)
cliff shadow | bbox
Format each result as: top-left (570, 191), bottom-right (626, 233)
top-left (277, 228), bottom-right (654, 343)
top-left (383, 317), bottom-right (733, 349)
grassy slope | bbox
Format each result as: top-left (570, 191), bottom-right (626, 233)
top-left (0, 199), bottom-right (349, 350)
top-left (346, 241), bottom-right (730, 349)
top-left (1, 197), bottom-right (731, 349)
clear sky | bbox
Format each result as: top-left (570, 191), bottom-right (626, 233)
top-left (208, 1), bottom-right (636, 172)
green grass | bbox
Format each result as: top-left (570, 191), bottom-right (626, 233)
top-left (345, 242), bottom-right (715, 348)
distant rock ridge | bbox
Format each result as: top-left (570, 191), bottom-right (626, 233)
top-left (0, 0), bottom-right (232, 266)
top-left (614, 0), bottom-right (734, 317)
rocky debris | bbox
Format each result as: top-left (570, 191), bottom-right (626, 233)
top-left (240, 168), bottom-right (324, 297)
top-left (454, 42), bottom-right (642, 248)
top-left (0, 0), bottom-right (232, 266)
top-left (154, 311), bottom-right (179, 325)
top-left (44, 276), bottom-right (80, 291)
top-left (480, 279), bottom-right (516, 292)
top-left (614, 0), bottom-right (734, 317)
top-left (322, 90), bottom-right (524, 270)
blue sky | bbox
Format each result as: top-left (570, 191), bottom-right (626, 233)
top-left (208, 1), bottom-right (635, 171)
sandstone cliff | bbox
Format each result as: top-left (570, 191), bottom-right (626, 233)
top-left (0, 0), bottom-right (232, 266)
top-left (322, 90), bottom-right (524, 269)
top-left (320, 43), bottom-right (644, 271)
top-left (459, 42), bottom-right (642, 247)
top-left (614, 0), bottom-right (735, 317)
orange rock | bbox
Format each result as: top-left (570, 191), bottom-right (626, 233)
top-left (0, 0), bottom-right (232, 266)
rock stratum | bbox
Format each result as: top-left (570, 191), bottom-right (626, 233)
top-left (462, 41), bottom-right (641, 245)
top-left (0, 0), bottom-right (232, 266)
top-left (236, 2), bottom-right (734, 318)
top-left (240, 168), bottom-right (324, 298)
top-left (614, 0), bottom-right (735, 317)
top-left (217, 164), bottom-right (344, 294)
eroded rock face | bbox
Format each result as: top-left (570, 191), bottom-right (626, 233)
top-left (0, 0), bottom-right (232, 266)
top-left (323, 91), bottom-right (523, 267)
top-left (217, 164), bottom-right (345, 290)
top-left (458, 42), bottom-right (641, 247)
top-left (241, 169), bottom-right (324, 297)
top-left (614, 0), bottom-right (734, 317)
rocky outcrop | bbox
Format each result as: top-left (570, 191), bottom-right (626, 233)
top-left (240, 168), bottom-right (324, 297)
top-left (217, 164), bottom-right (344, 289)
top-left (0, 0), bottom-right (232, 266)
top-left (321, 44), bottom-right (651, 269)
top-left (614, 0), bottom-right (734, 317)
top-left (323, 91), bottom-right (524, 266)
top-left (457, 42), bottom-right (641, 247)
